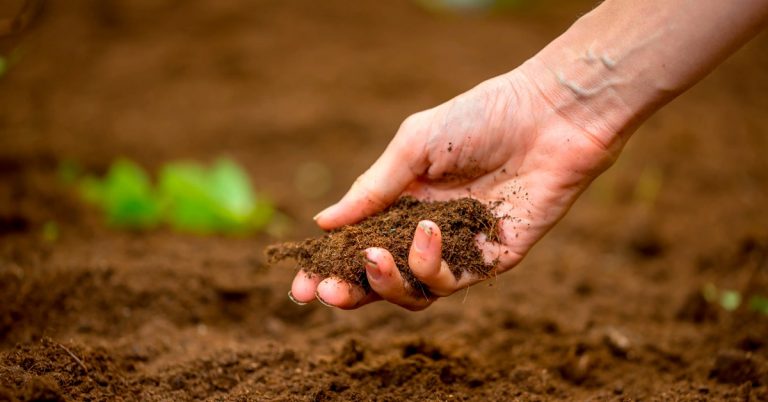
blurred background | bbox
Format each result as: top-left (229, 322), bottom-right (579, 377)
top-left (1, 0), bottom-right (767, 400)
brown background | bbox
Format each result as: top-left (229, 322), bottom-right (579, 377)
top-left (1, 0), bottom-right (767, 400)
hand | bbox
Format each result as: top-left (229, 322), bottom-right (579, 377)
top-left (290, 65), bottom-right (622, 310)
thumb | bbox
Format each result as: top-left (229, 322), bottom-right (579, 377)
top-left (314, 122), bottom-right (426, 230)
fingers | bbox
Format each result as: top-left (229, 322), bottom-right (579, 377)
top-left (313, 118), bottom-right (427, 230)
top-left (289, 244), bottom-right (439, 311)
top-left (290, 221), bottom-right (504, 310)
top-left (408, 220), bottom-right (460, 297)
top-left (315, 277), bottom-right (378, 310)
top-left (364, 248), bottom-right (433, 311)
top-left (290, 271), bottom-right (378, 308)
top-left (289, 270), bottom-right (321, 304)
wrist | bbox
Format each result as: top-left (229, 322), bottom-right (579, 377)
top-left (515, 56), bottom-right (638, 151)
top-left (514, 0), bottom-right (768, 152)
top-left (513, 6), bottom-right (679, 152)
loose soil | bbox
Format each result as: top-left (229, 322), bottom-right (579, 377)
top-left (266, 197), bottom-right (499, 294)
top-left (1, 0), bottom-right (768, 400)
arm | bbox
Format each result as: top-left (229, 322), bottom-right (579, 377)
top-left (293, 0), bottom-right (768, 310)
top-left (520, 0), bottom-right (768, 152)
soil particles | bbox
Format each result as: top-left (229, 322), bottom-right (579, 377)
top-left (267, 197), bottom-right (498, 294)
top-left (1, 0), bottom-right (768, 400)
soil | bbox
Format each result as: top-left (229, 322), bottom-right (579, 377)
top-left (1, 0), bottom-right (768, 401)
top-left (266, 197), bottom-right (499, 294)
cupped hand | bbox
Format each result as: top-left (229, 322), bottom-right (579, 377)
top-left (290, 66), bottom-right (623, 310)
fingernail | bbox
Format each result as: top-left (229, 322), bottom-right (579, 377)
top-left (287, 291), bottom-right (307, 306)
top-left (313, 205), bottom-right (333, 221)
top-left (315, 291), bottom-right (333, 308)
top-left (414, 221), bottom-right (433, 252)
top-left (361, 250), bottom-right (381, 281)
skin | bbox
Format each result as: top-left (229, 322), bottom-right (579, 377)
top-left (291, 0), bottom-right (768, 310)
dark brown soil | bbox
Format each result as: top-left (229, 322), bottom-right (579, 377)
top-left (1, 0), bottom-right (768, 400)
top-left (266, 197), bottom-right (499, 294)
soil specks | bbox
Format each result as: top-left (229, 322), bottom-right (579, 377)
top-left (267, 197), bottom-right (499, 295)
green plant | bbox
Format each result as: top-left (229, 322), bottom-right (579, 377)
top-left (702, 283), bottom-right (768, 315)
top-left (80, 159), bottom-right (162, 228)
top-left (76, 157), bottom-right (273, 234)
top-left (159, 159), bottom-right (273, 233)
top-left (719, 290), bottom-right (742, 311)
top-left (702, 283), bottom-right (741, 311)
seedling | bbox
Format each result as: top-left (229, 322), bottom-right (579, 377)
top-left (79, 159), bottom-right (162, 228)
top-left (702, 283), bottom-right (741, 311)
top-left (702, 283), bottom-right (768, 315)
top-left (158, 159), bottom-right (273, 233)
top-left (76, 157), bottom-right (273, 234)
top-left (719, 290), bottom-right (742, 312)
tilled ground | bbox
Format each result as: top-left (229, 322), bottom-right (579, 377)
top-left (1, 0), bottom-right (768, 400)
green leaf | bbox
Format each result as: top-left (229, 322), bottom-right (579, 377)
top-left (158, 162), bottom-right (217, 232)
top-left (77, 157), bottom-right (272, 234)
top-left (79, 159), bottom-right (162, 228)
top-left (209, 158), bottom-right (274, 230)
top-left (158, 158), bottom-right (273, 233)
top-left (209, 158), bottom-right (258, 222)
top-left (719, 290), bottom-right (742, 312)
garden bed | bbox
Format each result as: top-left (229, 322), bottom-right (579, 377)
top-left (1, 0), bottom-right (767, 400)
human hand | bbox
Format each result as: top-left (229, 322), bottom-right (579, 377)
top-left (290, 65), bottom-right (623, 310)
top-left (286, 0), bottom-right (768, 310)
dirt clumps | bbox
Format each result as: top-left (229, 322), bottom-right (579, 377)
top-left (0, 338), bottom-right (129, 400)
top-left (710, 349), bottom-right (768, 386)
top-left (266, 197), bottom-right (500, 295)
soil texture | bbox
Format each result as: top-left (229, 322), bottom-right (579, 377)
top-left (1, 0), bottom-right (768, 400)
top-left (267, 197), bottom-right (498, 294)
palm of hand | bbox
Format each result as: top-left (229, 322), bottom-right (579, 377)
top-left (290, 73), bottom-right (617, 310)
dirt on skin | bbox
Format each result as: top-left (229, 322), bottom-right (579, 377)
top-left (266, 197), bottom-right (499, 295)
top-left (2, 0), bottom-right (768, 401)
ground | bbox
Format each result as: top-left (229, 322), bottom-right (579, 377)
top-left (1, 0), bottom-right (767, 400)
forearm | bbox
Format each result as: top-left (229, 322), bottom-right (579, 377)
top-left (517, 0), bottom-right (768, 149)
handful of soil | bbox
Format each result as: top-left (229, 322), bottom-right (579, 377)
top-left (266, 197), bottom-right (499, 295)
